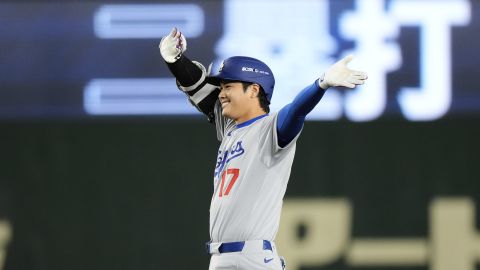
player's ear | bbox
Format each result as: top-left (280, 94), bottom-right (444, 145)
top-left (249, 84), bottom-right (260, 98)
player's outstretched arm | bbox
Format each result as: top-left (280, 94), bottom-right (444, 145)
top-left (276, 55), bottom-right (368, 147)
top-left (159, 27), bottom-right (220, 122)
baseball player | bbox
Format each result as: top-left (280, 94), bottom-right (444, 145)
top-left (159, 28), bottom-right (367, 270)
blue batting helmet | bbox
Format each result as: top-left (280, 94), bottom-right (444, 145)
top-left (208, 56), bottom-right (275, 102)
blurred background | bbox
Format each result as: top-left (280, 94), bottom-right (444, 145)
top-left (0, 0), bottom-right (479, 269)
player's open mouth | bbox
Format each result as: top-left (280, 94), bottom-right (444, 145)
top-left (221, 101), bottom-right (230, 108)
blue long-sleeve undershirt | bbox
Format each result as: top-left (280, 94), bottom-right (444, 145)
top-left (277, 80), bottom-right (326, 148)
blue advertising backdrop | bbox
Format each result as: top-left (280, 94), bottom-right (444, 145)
top-left (0, 0), bottom-right (479, 120)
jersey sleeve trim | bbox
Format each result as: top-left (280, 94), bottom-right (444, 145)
top-left (276, 80), bottom-right (325, 147)
top-left (273, 112), bottom-right (302, 152)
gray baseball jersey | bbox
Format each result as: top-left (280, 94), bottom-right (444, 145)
top-left (210, 101), bottom-right (301, 243)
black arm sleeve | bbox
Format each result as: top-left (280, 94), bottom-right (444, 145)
top-left (166, 55), bottom-right (202, 88)
top-left (165, 54), bottom-right (219, 123)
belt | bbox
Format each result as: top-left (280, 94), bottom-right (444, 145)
top-left (206, 240), bottom-right (273, 254)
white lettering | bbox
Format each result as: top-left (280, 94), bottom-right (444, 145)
top-left (392, 0), bottom-right (471, 121)
top-left (340, 0), bottom-right (400, 122)
top-left (87, 0), bottom-right (473, 121)
top-left (216, 0), bottom-right (342, 120)
top-left (94, 4), bottom-right (204, 39)
top-left (241, 67), bottom-right (252, 72)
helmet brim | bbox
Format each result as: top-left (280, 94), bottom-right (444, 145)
top-left (207, 73), bottom-right (247, 86)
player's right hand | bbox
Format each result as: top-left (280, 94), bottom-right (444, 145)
top-left (159, 27), bottom-right (187, 63)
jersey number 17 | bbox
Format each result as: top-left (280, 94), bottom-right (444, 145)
top-left (219, 168), bottom-right (239, 197)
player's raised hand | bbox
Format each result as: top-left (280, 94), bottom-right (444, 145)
top-left (319, 55), bottom-right (368, 90)
top-left (159, 27), bottom-right (187, 63)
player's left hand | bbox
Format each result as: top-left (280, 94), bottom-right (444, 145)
top-left (319, 55), bottom-right (368, 90)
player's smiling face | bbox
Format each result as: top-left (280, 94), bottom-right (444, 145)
top-left (219, 81), bottom-right (248, 120)
top-left (218, 81), bottom-right (262, 123)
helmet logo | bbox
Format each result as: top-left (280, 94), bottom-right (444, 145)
top-left (242, 66), bottom-right (270, 75)
top-left (219, 61), bottom-right (225, 72)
